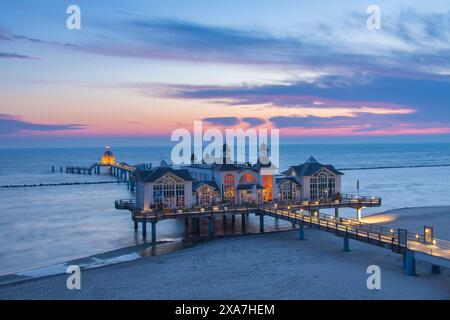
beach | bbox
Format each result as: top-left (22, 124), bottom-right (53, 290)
top-left (0, 206), bottom-right (449, 300)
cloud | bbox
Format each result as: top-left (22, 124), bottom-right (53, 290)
top-left (269, 116), bottom-right (355, 129)
top-left (0, 52), bottom-right (35, 59)
top-left (4, 8), bottom-right (450, 79)
top-left (160, 74), bottom-right (449, 117)
top-left (202, 117), bottom-right (268, 127)
top-left (242, 117), bottom-right (266, 126)
top-left (0, 114), bottom-right (88, 135)
top-left (202, 117), bottom-right (240, 126)
top-left (71, 9), bottom-right (450, 79)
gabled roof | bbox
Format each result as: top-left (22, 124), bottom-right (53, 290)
top-left (276, 176), bottom-right (300, 185)
top-left (282, 157), bottom-right (343, 177)
top-left (238, 167), bottom-right (259, 174)
top-left (135, 167), bottom-right (194, 183)
top-left (192, 181), bottom-right (219, 191)
top-left (212, 162), bottom-right (244, 172)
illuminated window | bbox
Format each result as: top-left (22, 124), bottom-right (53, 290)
top-left (310, 171), bottom-right (335, 199)
top-left (196, 185), bottom-right (216, 205)
top-left (239, 174), bottom-right (256, 184)
top-left (153, 176), bottom-right (186, 208)
top-left (280, 182), bottom-right (293, 201)
top-left (262, 175), bottom-right (273, 201)
top-left (224, 174), bottom-right (235, 204)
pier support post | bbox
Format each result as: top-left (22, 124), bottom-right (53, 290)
top-left (335, 207), bottom-right (339, 219)
top-left (343, 237), bottom-right (350, 252)
top-left (192, 217), bottom-right (200, 234)
top-left (356, 208), bottom-right (362, 222)
top-left (241, 214), bottom-right (246, 230)
top-left (134, 220), bottom-right (138, 230)
top-left (259, 214), bottom-right (265, 233)
top-left (142, 220), bottom-right (147, 238)
top-left (299, 223), bottom-right (305, 240)
top-left (231, 214), bottom-right (235, 224)
top-left (404, 250), bottom-right (416, 276)
top-left (431, 265), bottom-right (441, 274)
top-left (151, 221), bottom-right (157, 243)
top-left (223, 215), bottom-right (227, 223)
top-left (185, 217), bottom-right (189, 226)
top-left (208, 217), bottom-right (215, 237)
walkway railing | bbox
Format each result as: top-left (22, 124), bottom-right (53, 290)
top-left (263, 206), bottom-right (449, 260)
top-left (115, 199), bottom-right (136, 210)
top-left (407, 239), bottom-right (450, 259)
top-left (114, 198), bottom-right (447, 261)
top-left (279, 194), bottom-right (381, 209)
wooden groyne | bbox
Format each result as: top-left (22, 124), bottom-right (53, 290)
top-left (1, 181), bottom-right (128, 189)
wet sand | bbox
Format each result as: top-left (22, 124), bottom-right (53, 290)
top-left (0, 206), bottom-right (449, 300)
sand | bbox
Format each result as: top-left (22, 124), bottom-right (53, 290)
top-left (0, 206), bottom-right (449, 300)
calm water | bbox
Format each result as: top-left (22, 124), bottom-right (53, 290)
top-left (0, 143), bottom-right (450, 275)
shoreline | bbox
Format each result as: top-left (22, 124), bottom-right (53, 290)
top-left (0, 227), bottom-right (299, 287)
top-left (1, 205), bottom-right (449, 299)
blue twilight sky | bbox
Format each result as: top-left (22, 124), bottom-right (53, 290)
top-left (1, 0), bottom-right (450, 147)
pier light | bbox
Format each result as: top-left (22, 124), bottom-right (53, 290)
top-left (101, 145), bottom-right (116, 165)
top-left (415, 234), bottom-right (419, 240)
top-left (390, 229), bottom-right (394, 234)
top-left (433, 240), bottom-right (437, 245)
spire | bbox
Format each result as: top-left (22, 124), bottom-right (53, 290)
top-left (222, 143), bottom-right (232, 164)
top-left (305, 156), bottom-right (319, 164)
top-left (258, 142), bottom-right (270, 165)
top-left (190, 153), bottom-right (197, 164)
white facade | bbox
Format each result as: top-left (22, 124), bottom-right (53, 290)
top-left (135, 156), bottom-right (342, 211)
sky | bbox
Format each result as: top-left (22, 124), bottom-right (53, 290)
top-left (1, 0), bottom-right (450, 147)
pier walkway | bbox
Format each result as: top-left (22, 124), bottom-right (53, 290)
top-left (115, 195), bottom-right (450, 275)
top-left (62, 163), bottom-right (136, 190)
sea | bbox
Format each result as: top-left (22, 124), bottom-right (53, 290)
top-left (0, 143), bottom-right (450, 276)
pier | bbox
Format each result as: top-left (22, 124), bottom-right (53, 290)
top-left (115, 196), bottom-right (450, 275)
top-left (58, 146), bottom-right (449, 276)
top-left (64, 163), bottom-right (137, 190)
